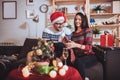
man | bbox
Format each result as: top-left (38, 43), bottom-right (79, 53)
top-left (42, 11), bottom-right (72, 60)
top-left (42, 11), bottom-right (72, 42)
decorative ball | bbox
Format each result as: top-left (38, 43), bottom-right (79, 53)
top-left (49, 70), bottom-right (57, 78)
top-left (62, 65), bottom-right (68, 71)
top-left (59, 68), bottom-right (66, 76)
top-left (52, 60), bottom-right (57, 67)
top-left (36, 49), bottom-right (42, 56)
top-left (58, 62), bottom-right (63, 68)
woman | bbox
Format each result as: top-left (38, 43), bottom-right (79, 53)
top-left (65, 12), bottom-right (97, 80)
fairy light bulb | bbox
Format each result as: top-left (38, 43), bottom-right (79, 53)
top-left (22, 66), bottom-right (31, 78)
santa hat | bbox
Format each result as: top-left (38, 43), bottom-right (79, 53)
top-left (50, 11), bottom-right (66, 24)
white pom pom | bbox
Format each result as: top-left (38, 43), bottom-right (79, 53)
top-left (59, 68), bottom-right (66, 76)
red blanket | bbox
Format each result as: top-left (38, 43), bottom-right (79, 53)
top-left (6, 66), bottom-right (82, 80)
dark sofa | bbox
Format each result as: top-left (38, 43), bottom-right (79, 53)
top-left (0, 38), bottom-right (38, 80)
top-left (0, 38), bottom-right (119, 80)
top-left (0, 46), bottom-right (22, 80)
top-left (93, 45), bottom-right (120, 80)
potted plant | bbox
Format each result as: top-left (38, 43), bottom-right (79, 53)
top-left (92, 28), bottom-right (100, 38)
top-left (93, 5), bottom-right (105, 13)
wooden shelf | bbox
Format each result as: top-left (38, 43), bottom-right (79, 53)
top-left (90, 0), bottom-right (113, 3)
top-left (54, 0), bottom-right (85, 5)
top-left (90, 24), bottom-right (120, 29)
top-left (66, 13), bottom-right (75, 18)
top-left (116, 37), bottom-right (120, 39)
top-left (93, 38), bottom-right (100, 40)
top-left (90, 13), bottom-right (120, 17)
top-left (95, 24), bottom-right (120, 27)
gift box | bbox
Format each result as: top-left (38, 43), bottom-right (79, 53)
top-left (100, 34), bottom-right (114, 47)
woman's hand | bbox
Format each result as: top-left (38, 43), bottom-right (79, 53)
top-left (65, 41), bottom-right (77, 49)
top-left (65, 41), bottom-right (83, 49)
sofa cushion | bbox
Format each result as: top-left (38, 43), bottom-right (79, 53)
top-left (85, 62), bottom-right (103, 80)
top-left (17, 38), bottom-right (38, 59)
top-left (0, 46), bottom-right (22, 56)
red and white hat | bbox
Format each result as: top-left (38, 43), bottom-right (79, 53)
top-left (50, 11), bottom-right (66, 24)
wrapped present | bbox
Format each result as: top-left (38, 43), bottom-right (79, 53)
top-left (100, 34), bottom-right (114, 47)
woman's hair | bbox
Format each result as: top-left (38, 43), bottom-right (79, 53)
top-left (74, 12), bottom-right (89, 31)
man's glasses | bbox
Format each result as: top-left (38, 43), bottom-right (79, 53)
top-left (55, 23), bottom-right (64, 26)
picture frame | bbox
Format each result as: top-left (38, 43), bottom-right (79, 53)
top-left (2, 1), bottom-right (17, 19)
top-left (26, 0), bottom-right (34, 6)
top-left (26, 10), bottom-right (35, 19)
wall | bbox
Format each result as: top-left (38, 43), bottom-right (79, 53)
top-left (0, 0), bottom-right (50, 46)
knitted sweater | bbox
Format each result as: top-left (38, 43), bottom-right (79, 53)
top-left (42, 26), bottom-right (72, 42)
top-left (72, 28), bottom-right (94, 56)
